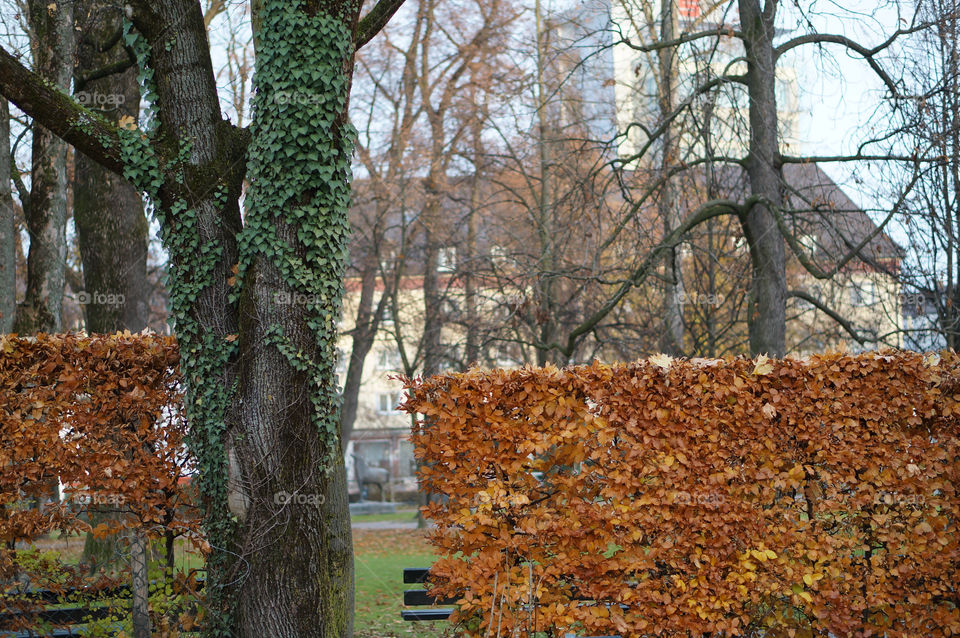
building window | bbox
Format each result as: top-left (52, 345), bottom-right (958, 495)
top-left (377, 348), bottom-right (402, 371)
top-left (377, 392), bottom-right (404, 415)
top-left (335, 348), bottom-right (348, 374)
top-left (437, 247), bottom-right (457, 272)
top-left (850, 280), bottom-right (879, 307)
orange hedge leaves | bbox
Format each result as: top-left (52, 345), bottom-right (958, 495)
top-left (403, 352), bottom-right (960, 637)
top-left (0, 333), bottom-right (197, 581)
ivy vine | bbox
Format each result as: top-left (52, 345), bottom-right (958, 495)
top-left (117, 22), bottom-right (239, 637)
top-left (237, 0), bottom-right (356, 469)
top-left (110, 1), bottom-right (359, 633)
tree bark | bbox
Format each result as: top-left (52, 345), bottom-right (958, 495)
top-left (16, 0), bottom-right (75, 333)
top-left (658, 0), bottom-right (684, 356)
top-left (74, 0), bottom-right (149, 334)
top-left (129, 531), bottom-right (151, 638)
top-left (228, 0), bottom-right (359, 634)
top-left (340, 259), bottom-right (383, 445)
top-left (465, 121), bottom-right (482, 366)
top-left (0, 100), bottom-right (14, 333)
top-left (534, 0), bottom-right (557, 366)
top-left (739, 0), bottom-right (786, 357)
top-left (72, 5), bottom-right (152, 634)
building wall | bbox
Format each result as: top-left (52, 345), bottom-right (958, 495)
top-left (557, 0), bottom-right (802, 162)
top-left (787, 269), bottom-right (903, 354)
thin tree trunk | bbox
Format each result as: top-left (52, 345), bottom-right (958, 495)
top-left (15, 0), bottom-right (74, 334)
top-left (739, 0), bottom-right (786, 357)
top-left (340, 260), bottom-right (383, 445)
top-left (947, 4), bottom-right (960, 349)
top-left (129, 531), bottom-right (151, 638)
top-left (72, 7), bottom-right (152, 633)
top-left (465, 119), bottom-right (482, 365)
top-left (658, 0), bottom-right (684, 355)
top-left (534, 0), bottom-right (556, 366)
top-left (421, 219), bottom-right (444, 377)
top-left (0, 99), bottom-right (14, 333)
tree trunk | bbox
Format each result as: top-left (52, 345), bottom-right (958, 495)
top-left (739, 0), bottom-right (786, 357)
top-left (129, 531), bottom-right (151, 638)
top-left (74, 0), bottom-right (150, 334)
top-left (534, 0), bottom-right (556, 366)
top-left (73, 5), bottom-right (152, 634)
top-left (946, 4), bottom-right (960, 349)
top-left (0, 99), bottom-right (14, 333)
top-left (227, 1), bottom-right (358, 634)
top-left (16, 0), bottom-right (74, 333)
top-left (340, 259), bottom-right (383, 445)
top-left (465, 123), bottom-right (482, 366)
top-left (421, 218), bottom-right (444, 377)
top-left (658, 0), bottom-right (684, 356)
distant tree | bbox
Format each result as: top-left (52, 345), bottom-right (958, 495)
top-left (0, 99), bottom-right (13, 333)
top-left (894, 0), bottom-right (960, 349)
top-left (13, 0), bottom-right (74, 334)
top-left (568, 0), bottom-right (929, 357)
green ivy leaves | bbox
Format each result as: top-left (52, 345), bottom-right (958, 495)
top-left (237, 0), bottom-right (358, 468)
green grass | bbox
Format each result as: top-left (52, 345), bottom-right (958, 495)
top-left (351, 508), bottom-right (421, 524)
top-left (21, 527), bottom-right (455, 637)
top-left (353, 529), bottom-right (455, 638)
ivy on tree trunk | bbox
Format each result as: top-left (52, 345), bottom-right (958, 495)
top-left (0, 0), bottom-right (406, 634)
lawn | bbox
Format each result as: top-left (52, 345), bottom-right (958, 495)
top-left (18, 525), bottom-right (456, 637)
top-left (353, 528), bottom-right (455, 638)
top-left (351, 507), bottom-right (421, 525)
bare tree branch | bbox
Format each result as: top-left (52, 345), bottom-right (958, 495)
top-left (788, 289), bottom-right (867, 345)
top-left (356, 0), bottom-right (410, 50)
top-left (0, 46), bottom-right (126, 174)
top-left (547, 197), bottom-right (756, 357)
top-left (773, 23), bottom-right (936, 96)
top-left (619, 25), bottom-right (743, 53)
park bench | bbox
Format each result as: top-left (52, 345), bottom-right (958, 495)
top-left (401, 567), bottom-right (458, 621)
top-left (0, 577), bottom-right (204, 638)
top-left (401, 567), bottom-right (621, 637)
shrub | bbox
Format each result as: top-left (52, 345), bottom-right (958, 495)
top-left (404, 352), bottom-right (960, 637)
